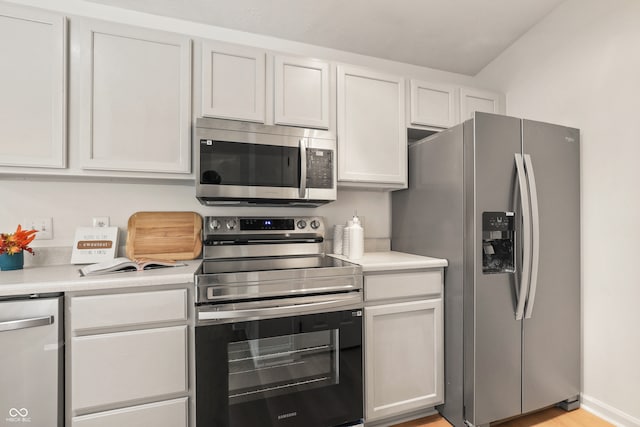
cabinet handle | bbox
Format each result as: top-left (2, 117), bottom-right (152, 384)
top-left (0, 316), bottom-right (54, 333)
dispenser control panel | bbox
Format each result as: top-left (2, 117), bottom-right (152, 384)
top-left (482, 211), bottom-right (515, 274)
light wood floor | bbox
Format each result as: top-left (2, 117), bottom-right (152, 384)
top-left (392, 407), bottom-right (614, 427)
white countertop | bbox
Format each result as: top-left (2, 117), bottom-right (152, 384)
top-left (1, 251), bottom-right (447, 296)
top-left (330, 251), bottom-right (447, 272)
top-left (0, 260), bottom-right (201, 297)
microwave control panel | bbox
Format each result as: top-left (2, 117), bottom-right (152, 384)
top-left (306, 149), bottom-right (333, 189)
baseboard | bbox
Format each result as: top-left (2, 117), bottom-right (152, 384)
top-left (364, 407), bottom-right (438, 427)
top-left (582, 394), bottom-right (640, 427)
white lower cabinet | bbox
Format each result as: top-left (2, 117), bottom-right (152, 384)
top-left (71, 326), bottom-right (188, 411)
top-left (364, 270), bottom-right (444, 423)
top-left (66, 285), bottom-right (190, 426)
top-left (71, 397), bottom-right (188, 427)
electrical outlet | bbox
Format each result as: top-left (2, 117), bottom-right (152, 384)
top-left (23, 217), bottom-right (53, 240)
top-left (92, 216), bottom-right (110, 227)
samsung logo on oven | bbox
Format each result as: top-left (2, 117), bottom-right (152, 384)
top-left (277, 412), bottom-right (297, 420)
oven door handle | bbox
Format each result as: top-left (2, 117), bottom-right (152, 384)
top-left (198, 293), bottom-right (362, 323)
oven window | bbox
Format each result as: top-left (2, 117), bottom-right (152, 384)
top-left (200, 140), bottom-right (300, 187)
top-left (227, 329), bottom-right (338, 404)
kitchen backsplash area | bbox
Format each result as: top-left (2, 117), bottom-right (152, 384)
top-left (1, 178), bottom-right (391, 267)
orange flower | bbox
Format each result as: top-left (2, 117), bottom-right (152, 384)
top-left (0, 224), bottom-right (37, 256)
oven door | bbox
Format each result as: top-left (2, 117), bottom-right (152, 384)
top-left (195, 309), bottom-right (362, 427)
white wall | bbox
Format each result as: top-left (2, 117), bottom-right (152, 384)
top-left (475, 1), bottom-right (640, 425)
top-left (0, 177), bottom-right (390, 251)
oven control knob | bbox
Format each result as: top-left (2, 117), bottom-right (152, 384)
top-left (226, 219), bottom-right (237, 230)
top-left (209, 219), bottom-right (221, 231)
top-left (296, 220), bottom-right (307, 229)
top-left (310, 220), bottom-right (321, 229)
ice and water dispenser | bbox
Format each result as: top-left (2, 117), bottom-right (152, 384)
top-left (482, 211), bottom-right (515, 274)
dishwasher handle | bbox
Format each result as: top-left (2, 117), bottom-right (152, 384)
top-left (0, 315), bottom-right (54, 333)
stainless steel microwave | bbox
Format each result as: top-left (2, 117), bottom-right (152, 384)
top-left (194, 118), bottom-right (337, 207)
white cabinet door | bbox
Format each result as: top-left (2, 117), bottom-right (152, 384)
top-left (274, 55), bottom-right (330, 129)
top-left (78, 20), bottom-right (191, 173)
top-left (409, 79), bottom-right (457, 129)
top-left (460, 87), bottom-right (505, 121)
top-left (337, 65), bottom-right (406, 189)
top-left (202, 41), bottom-right (265, 122)
top-left (72, 398), bottom-right (188, 427)
top-left (0, 4), bottom-right (66, 168)
top-left (71, 325), bottom-right (188, 412)
top-left (364, 299), bottom-right (443, 421)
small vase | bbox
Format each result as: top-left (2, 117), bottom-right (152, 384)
top-left (0, 251), bottom-right (24, 271)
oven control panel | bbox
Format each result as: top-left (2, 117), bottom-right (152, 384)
top-left (202, 216), bottom-right (326, 259)
top-left (204, 216), bottom-right (325, 235)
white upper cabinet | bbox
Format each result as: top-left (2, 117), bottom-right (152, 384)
top-left (78, 20), bottom-right (192, 174)
top-left (408, 79), bottom-right (457, 129)
top-left (273, 55), bottom-right (331, 129)
top-left (201, 41), bottom-right (266, 123)
top-left (0, 4), bottom-right (66, 169)
top-left (337, 65), bottom-right (406, 189)
top-left (460, 87), bottom-right (505, 121)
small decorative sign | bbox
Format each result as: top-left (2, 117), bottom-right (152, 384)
top-left (71, 227), bottom-right (119, 264)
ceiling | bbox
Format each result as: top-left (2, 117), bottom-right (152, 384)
top-left (86, 0), bottom-right (565, 76)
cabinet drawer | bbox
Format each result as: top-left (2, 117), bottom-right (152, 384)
top-left (71, 326), bottom-right (187, 412)
top-left (70, 289), bottom-right (187, 331)
top-left (365, 269), bottom-right (442, 302)
top-left (72, 397), bottom-right (188, 427)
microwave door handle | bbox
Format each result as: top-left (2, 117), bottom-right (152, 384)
top-left (299, 138), bottom-right (307, 199)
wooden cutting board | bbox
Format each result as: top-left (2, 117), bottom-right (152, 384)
top-left (125, 211), bottom-right (202, 261)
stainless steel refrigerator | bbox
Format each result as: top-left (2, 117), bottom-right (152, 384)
top-left (392, 112), bottom-right (580, 427)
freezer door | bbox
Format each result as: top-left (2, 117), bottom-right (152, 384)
top-left (521, 120), bottom-right (580, 412)
top-left (464, 113), bottom-right (523, 426)
top-left (0, 296), bottom-right (63, 427)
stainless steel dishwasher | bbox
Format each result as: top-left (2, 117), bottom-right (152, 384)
top-left (0, 294), bottom-right (63, 427)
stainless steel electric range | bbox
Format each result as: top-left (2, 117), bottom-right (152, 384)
top-left (194, 216), bottom-right (364, 427)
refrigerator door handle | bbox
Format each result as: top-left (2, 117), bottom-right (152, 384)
top-left (523, 154), bottom-right (540, 319)
top-left (514, 153), bottom-right (531, 321)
